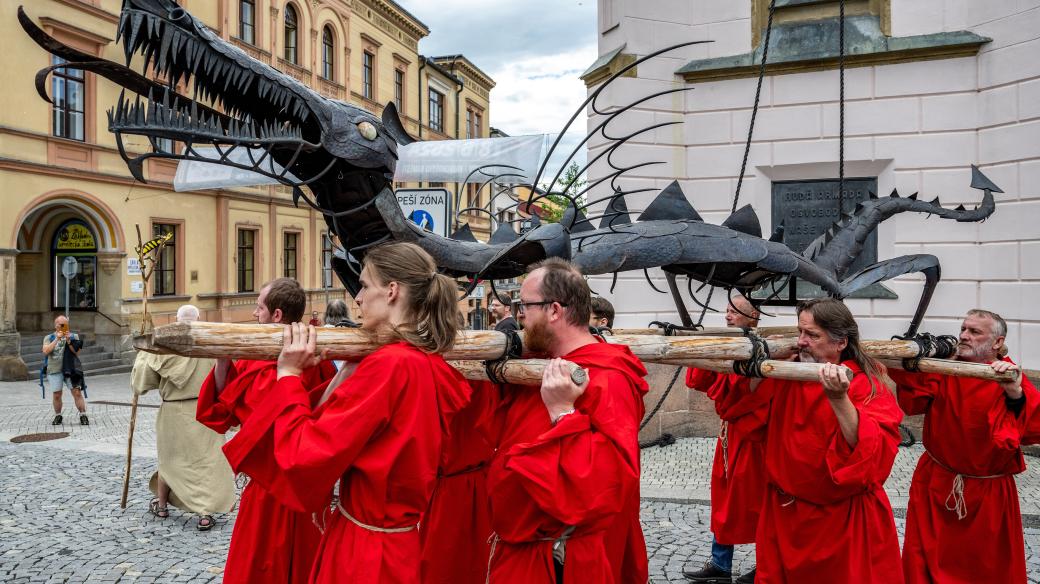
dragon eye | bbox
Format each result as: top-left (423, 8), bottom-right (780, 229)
top-left (357, 121), bottom-right (378, 141)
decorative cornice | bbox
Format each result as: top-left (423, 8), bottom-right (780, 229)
top-left (581, 45), bottom-right (637, 88)
top-left (52, 0), bottom-right (120, 25)
top-left (39, 16), bottom-right (114, 46)
top-left (678, 16), bottom-right (989, 83)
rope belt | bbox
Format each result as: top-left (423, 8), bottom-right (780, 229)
top-left (485, 526), bottom-right (577, 584)
top-left (719, 420), bottom-right (730, 480)
top-left (926, 452), bottom-right (1007, 521)
top-left (336, 502), bottom-right (417, 533)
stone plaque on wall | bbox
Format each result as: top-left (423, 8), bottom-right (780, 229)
top-left (762, 177), bottom-right (895, 302)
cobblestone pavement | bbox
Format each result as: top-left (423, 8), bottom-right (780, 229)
top-left (1, 374), bottom-right (1038, 582)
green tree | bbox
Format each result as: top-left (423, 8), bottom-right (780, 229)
top-left (539, 162), bottom-right (586, 223)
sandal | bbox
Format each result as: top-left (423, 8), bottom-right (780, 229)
top-left (149, 498), bottom-right (169, 519)
top-left (197, 515), bottom-right (214, 531)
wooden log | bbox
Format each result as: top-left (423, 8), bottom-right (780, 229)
top-left (143, 322), bottom-right (510, 361)
top-left (612, 326), bottom-right (799, 337)
top-left (138, 322), bottom-right (1020, 383)
top-left (601, 334), bottom-right (799, 361)
top-left (449, 359), bottom-right (587, 386)
top-left (140, 322), bottom-right (799, 362)
top-left (879, 358), bottom-right (1020, 383)
top-left (671, 359), bottom-right (854, 382)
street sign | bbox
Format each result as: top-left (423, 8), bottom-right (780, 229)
top-left (468, 284), bottom-right (486, 299)
top-left (395, 188), bottom-right (451, 238)
top-left (61, 256), bottom-right (79, 279)
top-left (61, 256), bottom-right (79, 318)
top-left (127, 258), bottom-right (142, 276)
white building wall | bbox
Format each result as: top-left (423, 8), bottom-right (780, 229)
top-left (588, 0), bottom-right (1040, 364)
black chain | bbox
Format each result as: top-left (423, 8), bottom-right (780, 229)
top-left (640, 366), bottom-right (684, 432)
top-left (733, 0), bottom-right (776, 213)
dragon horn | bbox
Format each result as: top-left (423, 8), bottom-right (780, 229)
top-left (638, 181), bottom-right (702, 222)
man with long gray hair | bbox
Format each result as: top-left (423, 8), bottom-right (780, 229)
top-left (739, 298), bottom-right (904, 582)
top-left (131, 305), bottom-right (235, 530)
top-left (891, 309), bottom-right (1037, 583)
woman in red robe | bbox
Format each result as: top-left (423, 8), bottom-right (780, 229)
top-left (222, 242), bottom-right (472, 584)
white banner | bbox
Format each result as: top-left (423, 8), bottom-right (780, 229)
top-left (173, 134), bottom-right (549, 191)
top-left (393, 134), bottom-right (548, 184)
top-left (173, 147), bottom-right (299, 192)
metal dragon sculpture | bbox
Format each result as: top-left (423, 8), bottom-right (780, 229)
top-left (20, 1), bottom-right (1002, 338)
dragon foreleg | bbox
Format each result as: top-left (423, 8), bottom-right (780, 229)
top-left (838, 254), bottom-right (941, 338)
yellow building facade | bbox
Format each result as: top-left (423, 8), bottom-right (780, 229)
top-left (0, 0), bottom-right (495, 379)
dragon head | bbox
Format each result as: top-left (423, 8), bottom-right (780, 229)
top-left (21, 1), bottom-right (419, 292)
top-left (21, 1), bottom-right (414, 204)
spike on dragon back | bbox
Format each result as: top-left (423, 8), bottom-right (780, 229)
top-left (18, 1), bottom-right (1001, 338)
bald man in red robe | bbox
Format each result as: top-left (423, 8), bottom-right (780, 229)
top-left (891, 309), bottom-right (1038, 584)
top-left (486, 258), bottom-right (648, 584)
top-left (749, 298), bottom-right (904, 583)
top-left (683, 295), bottom-right (768, 584)
top-left (196, 278), bottom-right (335, 584)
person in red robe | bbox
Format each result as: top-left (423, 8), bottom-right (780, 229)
top-left (195, 277), bottom-right (335, 584)
top-left (891, 309), bottom-right (1038, 584)
top-left (485, 258), bottom-right (648, 584)
top-left (750, 298), bottom-right (904, 583)
top-left (221, 242), bottom-right (472, 584)
top-left (419, 379), bottom-right (496, 584)
top-left (682, 295), bottom-right (767, 584)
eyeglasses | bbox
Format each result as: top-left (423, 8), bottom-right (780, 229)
top-left (516, 299), bottom-right (568, 314)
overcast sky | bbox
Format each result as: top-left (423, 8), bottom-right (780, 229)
top-left (405, 0), bottom-right (598, 182)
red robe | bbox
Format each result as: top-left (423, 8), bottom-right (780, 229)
top-left (222, 343), bottom-right (472, 584)
top-left (891, 359), bottom-right (1039, 584)
top-left (685, 368), bottom-right (769, 545)
top-left (486, 341), bottom-right (648, 584)
top-left (754, 361), bottom-right (904, 584)
top-left (420, 380), bottom-right (496, 584)
top-left (196, 359), bottom-right (335, 584)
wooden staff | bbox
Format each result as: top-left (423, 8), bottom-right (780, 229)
top-left (879, 358), bottom-right (1020, 383)
top-left (122, 225), bottom-right (170, 509)
top-left (612, 326), bottom-right (799, 337)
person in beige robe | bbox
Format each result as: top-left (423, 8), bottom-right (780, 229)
top-left (131, 305), bottom-right (235, 531)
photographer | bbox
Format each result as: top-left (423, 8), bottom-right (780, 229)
top-left (42, 315), bottom-right (88, 425)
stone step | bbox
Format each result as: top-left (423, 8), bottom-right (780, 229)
top-left (20, 332), bottom-right (97, 349)
top-left (22, 347), bottom-right (110, 369)
top-left (83, 364), bottom-right (133, 377)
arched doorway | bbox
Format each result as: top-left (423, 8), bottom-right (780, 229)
top-left (11, 191), bottom-right (125, 338)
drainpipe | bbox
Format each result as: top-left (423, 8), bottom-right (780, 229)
top-left (417, 57), bottom-right (426, 141)
top-left (450, 57), bottom-right (462, 140)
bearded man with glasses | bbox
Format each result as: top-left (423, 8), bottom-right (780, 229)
top-left (485, 258), bottom-right (649, 584)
